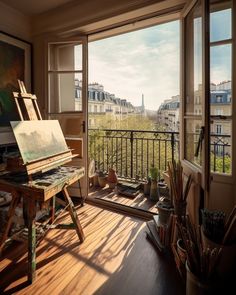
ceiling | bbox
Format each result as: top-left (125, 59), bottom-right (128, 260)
top-left (0, 0), bottom-right (76, 16)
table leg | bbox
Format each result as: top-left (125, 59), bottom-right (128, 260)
top-left (62, 187), bottom-right (85, 243)
top-left (27, 197), bottom-right (36, 283)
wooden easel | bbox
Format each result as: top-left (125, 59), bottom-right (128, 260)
top-left (13, 80), bottom-right (42, 120)
top-left (0, 81), bottom-right (85, 283)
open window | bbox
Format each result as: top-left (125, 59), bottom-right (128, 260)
top-left (47, 37), bottom-right (88, 198)
top-left (181, 0), bottom-right (234, 216)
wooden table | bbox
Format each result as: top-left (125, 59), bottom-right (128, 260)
top-left (0, 166), bottom-right (85, 283)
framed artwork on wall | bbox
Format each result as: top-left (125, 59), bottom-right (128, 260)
top-left (0, 31), bottom-right (32, 145)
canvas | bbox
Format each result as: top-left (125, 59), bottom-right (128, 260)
top-left (11, 120), bottom-right (69, 164)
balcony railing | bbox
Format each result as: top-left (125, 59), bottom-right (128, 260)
top-left (89, 129), bottom-right (179, 180)
top-left (210, 133), bottom-right (231, 174)
top-left (89, 129), bottom-right (231, 179)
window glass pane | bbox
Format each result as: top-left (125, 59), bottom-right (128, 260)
top-left (210, 119), bottom-right (231, 174)
top-left (185, 118), bottom-right (202, 166)
top-left (210, 44), bottom-right (231, 116)
top-left (49, 43), bottom-right (82, 71)
top-left (184, 1), bottom-right (203, 167)
top-left (210, 8), bottom-right (231, 42)
top-left (48, 73), bottom-right (82, 113)
top-left (185, 1), bottom-right (203, 117)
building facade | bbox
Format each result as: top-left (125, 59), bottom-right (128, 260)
top-left (157, 81), bottom-right (231, 135)
top-left (157, 81), bottom-right (231, 156)
top-left (75, 80), bottom-right (145, 127)
top-left (157, 95), bottom-right (180, 131)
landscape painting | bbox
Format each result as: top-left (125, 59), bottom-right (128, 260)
top-left (10, 120), bottom-right (69, 164)
top-left (0, 32), bottom-right (31, 145)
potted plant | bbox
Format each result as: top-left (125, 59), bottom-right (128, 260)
top-left (149, 166), bottom-right (159, 201)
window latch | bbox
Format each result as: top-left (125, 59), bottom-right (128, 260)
top-left (195, 126), bottom-right (204, 157)
top-left (82, 120), bottom-right (86, 133)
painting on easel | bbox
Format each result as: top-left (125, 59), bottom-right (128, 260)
top-left (11, 120), bottom-right (69, 164)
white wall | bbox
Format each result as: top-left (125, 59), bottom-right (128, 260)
top-left (0, 2), bottom-right (31, 41)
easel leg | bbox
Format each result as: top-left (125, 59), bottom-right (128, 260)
top-left (78, 180), bottom-right (84, 206)
top-left (27, 197), bottom-right (36, 283)
top-left (62, 187), bottom-right (85, 242)
top-left (0, 192), bottom-right (20, 255)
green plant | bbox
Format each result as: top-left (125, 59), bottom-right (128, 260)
top-left (149, 166), bottom-right (158, 180)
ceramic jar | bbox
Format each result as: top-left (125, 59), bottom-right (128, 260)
top-left (107, 168), bottom-right (118, 189)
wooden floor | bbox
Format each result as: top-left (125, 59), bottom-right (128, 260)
top-left (89, 186), bottom-right (158, 214)
top-left (0, 204), bottom-right (184, 295)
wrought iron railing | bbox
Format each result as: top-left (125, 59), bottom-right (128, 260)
top-left (210, 133), bottom-right (231, 174)
top-left (89, 129), bottom-right (179, 180)
top-left (89, 129), bottom-right (231, 179)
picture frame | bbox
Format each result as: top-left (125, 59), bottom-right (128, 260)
top-left (0, 31), bottom-right (32, 145)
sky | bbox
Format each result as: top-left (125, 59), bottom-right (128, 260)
top-left (210, 9), bottom-right (231, 84)
top-left (86, 8), bottom-right (231, 111)
top-left (88, 21), bottom-right (180, 110)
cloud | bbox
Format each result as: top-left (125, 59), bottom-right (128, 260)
top-left (210, 44), bottom-right (231, 84)
top-left (88, 20), bottom-right (180, 109)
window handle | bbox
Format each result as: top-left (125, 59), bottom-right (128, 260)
top-left (82, 121), bottom-right (86, 133)
top-left (195, 126), bottom-right (204, 157)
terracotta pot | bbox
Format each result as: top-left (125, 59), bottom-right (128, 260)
top-left (107, 168), bottom-right (117, 182)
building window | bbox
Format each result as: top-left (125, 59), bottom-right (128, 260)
top-left (216, 95), bottom-right (223, 103)
top-left (94, 105), bottom-right (97, 113)
top-left (216, 124), bottom-right (222, 134)
top-left (215, 109), bottom-right (223, 115)
top-left (100, 105), bottom-right (103, 112)
top-left (88, 104), bottom-right (92, 113)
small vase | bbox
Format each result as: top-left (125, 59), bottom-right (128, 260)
top-left (156, 198), bottom-right (173, 225)
top-left (143, 181), bottom-right (150, 195)
top-left (98, 173), bottom-right (107, 188)
top-left (150, 179), bottom-right (159, 201)
top-left (107, 168), bottom-right (118, 189)
top-left (157, 182), bottom-right (169, 198)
